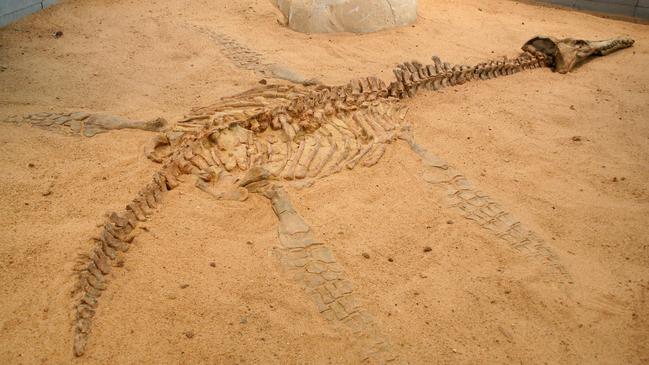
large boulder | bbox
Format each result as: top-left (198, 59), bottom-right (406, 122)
top-left (274, 0), bottom-right (417, 33)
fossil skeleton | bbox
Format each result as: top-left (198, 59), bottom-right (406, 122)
top-left (3, 34), bottom-right (633, 362)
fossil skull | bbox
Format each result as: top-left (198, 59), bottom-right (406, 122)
top-left (523, 35), bottom-right (634, 73)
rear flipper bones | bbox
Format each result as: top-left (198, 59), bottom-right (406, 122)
top-left (260, 184), bottom-right (396, 364)
top-left (3, 112), bottom-right (167, 137)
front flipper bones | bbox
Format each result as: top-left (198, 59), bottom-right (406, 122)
top-left (399, 126), bottom-right (571, 284)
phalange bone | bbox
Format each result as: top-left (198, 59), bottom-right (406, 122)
top-left (142, 189), bottom-right (157, 209)
top-left (85, 261), bottom-right (103, 281)
top-left (153, 173), bottom-right (169, 192)
top-left (74, 276), bottom-right (101, 298)
top-left (76, 304), bottom-right (95, 320)
top-left (218, 150), bottom-right (237, 172)
top-left (109, 211), bottom-right (130, 228)
top-left (74, 332), bottom-right (89, 357)
top-left (76, 318), bottom-right (91, 334)
top-left (101, 228), bottom-right (129, 252)
top-left (104, 222), bottom-right (132, 242)
top-left (175, 156), bottom-right (199, 174)
top-left (134, 196), bottom-right (153, 216)
top-left (81, 293), bottom-right (98, 308)
top-left (126, 202), bottom-right (147, 222)
top-left (148, 184), bottom-right (162, 203)
top-left (90, 248), bottom-right (111, 275)
top-left (164, 159), bottom-right (183, 177)
top-left (86, 272), bottom-right (107, 291)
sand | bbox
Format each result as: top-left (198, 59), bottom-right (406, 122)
top-left (0, 0), bottom-right (648, 364)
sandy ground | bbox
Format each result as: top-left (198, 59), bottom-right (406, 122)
top-left (0, 0), bottom-right (648, 364)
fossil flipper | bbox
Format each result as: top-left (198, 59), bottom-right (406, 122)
top-left (190, 24), bottom-right (320, 85)
top-left (399, 127), bottom-right (571, 283)
top-left (3, 112), bottom-right (167, 137)
top-left (262, 184), bottom-right (395, 364)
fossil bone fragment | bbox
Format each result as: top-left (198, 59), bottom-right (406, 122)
top-left (522, 35), bottom-right (634, 73)
top-left (3, 112), bottom-right (167, 137)
top-left (258, 183), bottom-right (395, 362)
top-left (190, 24), bottom-right (320, 85)
top-left (51, 35), bottom-right (633, 362)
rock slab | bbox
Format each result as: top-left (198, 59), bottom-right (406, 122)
top-left (274, 0), bottom-right (417, 33)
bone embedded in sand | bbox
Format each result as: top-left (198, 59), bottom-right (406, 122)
top-left (282, 137), bottom-right (306, 180)
top-left (323, 124), bottom-right (351, 175)
top-left (345, 142), bottom-right (372, 170)
top-left (404, 134), bottom-right (570, 281)
top-left (294, 135), bottom-right (320, 179)
top-left (262, 184), bottom-right (395, 363)
top-left (308, 134), bottom-right (336, 178)
top-left (126, 202), bottom-right (147, 222)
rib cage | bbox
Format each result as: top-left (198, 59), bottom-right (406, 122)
top-left (179, 101), bottom-right (404, 184)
